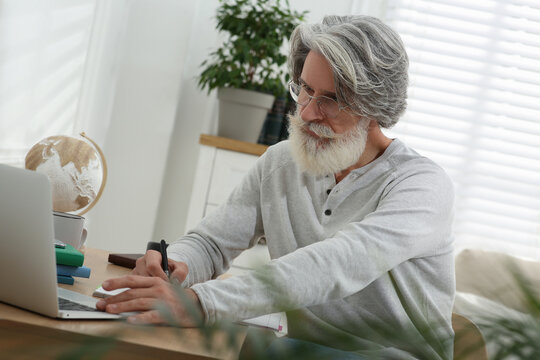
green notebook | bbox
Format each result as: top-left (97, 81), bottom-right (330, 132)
top-left (55, 244), bottom-right (84, 267)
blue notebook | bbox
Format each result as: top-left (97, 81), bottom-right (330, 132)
top-left (56, 264), bottom-right (91, 278)
top-left (57, 274), bottom-right (74, 285)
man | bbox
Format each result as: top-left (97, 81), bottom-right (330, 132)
top-left (97, 15), bottom-right (455, 359)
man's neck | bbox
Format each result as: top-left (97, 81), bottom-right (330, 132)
top-left (334, 122), bottom-right (392, 183)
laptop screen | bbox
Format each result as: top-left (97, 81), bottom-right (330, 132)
top-left (0, 164), bottom-right (60, 317)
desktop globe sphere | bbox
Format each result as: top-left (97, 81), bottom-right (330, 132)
top-left (25, 133), bottom-right (107, 215)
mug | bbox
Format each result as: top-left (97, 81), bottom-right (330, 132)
top-left (53, 211), bottom-right (87, 249)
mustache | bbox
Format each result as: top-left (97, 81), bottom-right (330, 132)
top-left (288, 112), bottom-right (347, 140)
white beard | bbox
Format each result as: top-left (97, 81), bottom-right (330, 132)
top-left (287, 110), bottom-right (369, 177)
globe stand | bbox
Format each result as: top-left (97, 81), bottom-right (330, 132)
top-left (78, 132), bottom-right (107, 216)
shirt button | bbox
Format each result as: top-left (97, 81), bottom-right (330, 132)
top-left (324, 209), bottom-right (332, 216)
top-left (326, 189), bottom-right (331, 195)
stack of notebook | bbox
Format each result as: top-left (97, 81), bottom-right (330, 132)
top-left (55, 244), bottom-right (90, 285)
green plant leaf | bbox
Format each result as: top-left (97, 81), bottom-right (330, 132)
top-left (198, 0), bottom-right (307, 97)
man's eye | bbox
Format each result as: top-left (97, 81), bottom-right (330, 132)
top-left (301, 85), bottom-right (314, 95)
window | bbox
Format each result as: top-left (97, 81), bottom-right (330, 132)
top-left (384, 0), bottom-right (540, 259)
top-left (0, 0), bottom-right (96, 166)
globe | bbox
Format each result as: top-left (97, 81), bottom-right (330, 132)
top-left (25, 133), bottom-right (107, 215)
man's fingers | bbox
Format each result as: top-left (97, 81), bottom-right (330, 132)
top-left (97, 287), bottom-right (159, 308)
top-left (131, 256), bottom-right (147, 276)
top-left (130, 250), bottom-right (188, 284)
top-left (146, 261), bottom-right (168, 280)
top-left (170, 261), bottom-right (189, 283)
top-left (131, 250), bottom-right (168, 280)
top-left (125, 308), bottom-right (198, 327)
top-left (143, 250), bottom-right (169, 279)
top-left (170, 269), bottom-right (187, 284)
top-left (102, 275), bottom-right (160, 291)
top-left (104, 297), bottom-right (156, 314)
top-left (126, 310), bottom-right (165, 325)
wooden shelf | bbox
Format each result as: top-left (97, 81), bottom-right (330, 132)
top-left (199, 134), bottom-right (268, 156)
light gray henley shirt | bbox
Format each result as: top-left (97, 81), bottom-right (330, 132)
top-left (168, 139), bottom-right (455, 359)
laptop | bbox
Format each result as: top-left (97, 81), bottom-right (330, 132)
top-left (0, 163), bottom-right (120, 319)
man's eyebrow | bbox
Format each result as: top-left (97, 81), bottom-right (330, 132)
top-left (298, 78), bottom-right (310, 88)
top-left (298, 77), bottom-right (337, 98)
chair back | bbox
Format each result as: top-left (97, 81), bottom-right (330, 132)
top-left (452, 313), bottom-right (488, 360)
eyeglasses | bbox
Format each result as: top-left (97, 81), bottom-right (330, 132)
top-left (289, 81), bottom-right (348, 118)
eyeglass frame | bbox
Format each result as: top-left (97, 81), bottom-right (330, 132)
top-left (288, 80), bottom-right (350, 118)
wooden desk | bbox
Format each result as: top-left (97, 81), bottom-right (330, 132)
top-left (0, 248), bottom-right (246, 359)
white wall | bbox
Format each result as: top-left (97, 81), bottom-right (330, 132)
top-left (86, 1), bottom-right (198, 252)
top-left (151, 0), bottom-right (221, 244)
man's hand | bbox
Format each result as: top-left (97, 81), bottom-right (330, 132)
top-left (95, 275), bottom-right (204, 326)
top-left (132, 249), bottom-right (189, 284)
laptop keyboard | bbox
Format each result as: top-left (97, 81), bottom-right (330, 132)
top-left (58, 297), bottom-right (99, 312)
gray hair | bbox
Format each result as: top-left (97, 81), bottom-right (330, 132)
top-left (288, 15), bottom-right (409, 128)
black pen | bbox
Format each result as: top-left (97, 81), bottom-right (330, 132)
top-left (160, 239), bottom-right (169, 278)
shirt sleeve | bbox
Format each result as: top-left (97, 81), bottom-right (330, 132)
top-left (190, 163), bottom-right (455, 325)
top-left (167, 150), bottom-right (267, 287)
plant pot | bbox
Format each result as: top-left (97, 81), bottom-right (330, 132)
top-left (217, 87), bottom-right (275, 143)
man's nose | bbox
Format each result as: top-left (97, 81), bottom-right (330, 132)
top-left (300, 97), bottom-right (322, 123)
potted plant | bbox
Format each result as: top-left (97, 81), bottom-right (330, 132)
top-left (198, 0), bottom-right (307, 143)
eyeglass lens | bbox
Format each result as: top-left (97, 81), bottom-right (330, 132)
top-left (290, 82), bottom-right (340, 118)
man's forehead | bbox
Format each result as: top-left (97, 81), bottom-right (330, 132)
top-left (300, 51), bottom-right (336, 95)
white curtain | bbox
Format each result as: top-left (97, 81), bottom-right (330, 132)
top-left (0, 0), bottom-right (97, 166)
top-left (384, 0), bottom-right (540, 259)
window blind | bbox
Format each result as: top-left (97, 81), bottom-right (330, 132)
top-left (0, 0), bottom-right (96, 167)
top-left (384, 0), bottom-right (540, 259)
